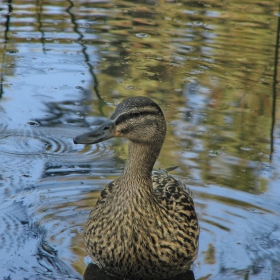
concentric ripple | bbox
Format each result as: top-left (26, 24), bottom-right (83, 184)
top-left (0, 124), bottom-right (119, 196)
top-left (0, 125), bottom-right (114, 159)
top-left (0, 127), bottom-right (72, 155)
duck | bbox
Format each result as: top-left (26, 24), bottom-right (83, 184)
top-left (73, 96), bottom-right (199, 280)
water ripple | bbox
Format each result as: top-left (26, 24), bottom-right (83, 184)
top-left (0, 127), bottom-right (72, 155)
top-left (0, 125), bottom-right (118, 197)
top-left (0, 200), bottom-right (81, 280)
top-left (0, 125), bottom-right (114, 160)
top-left (0, 112), bottom-right (9, 132)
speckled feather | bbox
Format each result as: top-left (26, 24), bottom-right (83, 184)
top-left (84, 169), bottom-right (199, 280)
top-left (75, 96), bottom-right (199, 280)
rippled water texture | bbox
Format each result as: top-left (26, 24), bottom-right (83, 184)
top-left (1, 0), bottom-right (280, 279)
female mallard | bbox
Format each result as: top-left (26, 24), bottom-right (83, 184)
top-left (74, 96), bottom-right (199, 280)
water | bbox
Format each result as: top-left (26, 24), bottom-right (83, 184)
top-left (1, 0), bottom-right (280, 279)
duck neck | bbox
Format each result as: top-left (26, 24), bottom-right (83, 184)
top-left (123, 140), bottom-right (162, 180)
top-left (112, 141), bottom-right (163, 209)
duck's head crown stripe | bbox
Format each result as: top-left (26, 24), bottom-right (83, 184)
top-left (111, 97), bottom-right (164, 125)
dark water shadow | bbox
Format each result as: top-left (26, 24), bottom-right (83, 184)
top-left (66, 0), bottom-right (107, 116)
top-left (83, 263), bottom-right (195, 280)
top-left (270, 1), bottom-right (280, 159)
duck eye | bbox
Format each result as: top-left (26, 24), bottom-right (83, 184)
top-left (104, 126), bottom-right (110, 130)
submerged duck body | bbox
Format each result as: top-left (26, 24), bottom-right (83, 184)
top-left (74, 96), bottom-right (199, 280)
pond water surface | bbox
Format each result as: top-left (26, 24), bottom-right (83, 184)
top-left (1, 0), bottom-right (280, 279)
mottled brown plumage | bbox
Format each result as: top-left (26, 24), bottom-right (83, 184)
top-left (74, 96), bottom-right (199, 280)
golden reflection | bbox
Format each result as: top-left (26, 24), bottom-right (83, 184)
top-left (202, 244), bottom-right (215, 265)
top-left (75, 0), bottom-right (278, 195)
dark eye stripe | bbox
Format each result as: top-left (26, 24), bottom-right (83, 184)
top-left (115, 109), bottom-right (160, 126)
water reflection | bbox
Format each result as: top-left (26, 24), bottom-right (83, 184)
top-left (1, 0), bottom-right (280, 279)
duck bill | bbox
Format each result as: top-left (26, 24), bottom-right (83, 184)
top-left (73, 119), bottom-right (115, 144)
